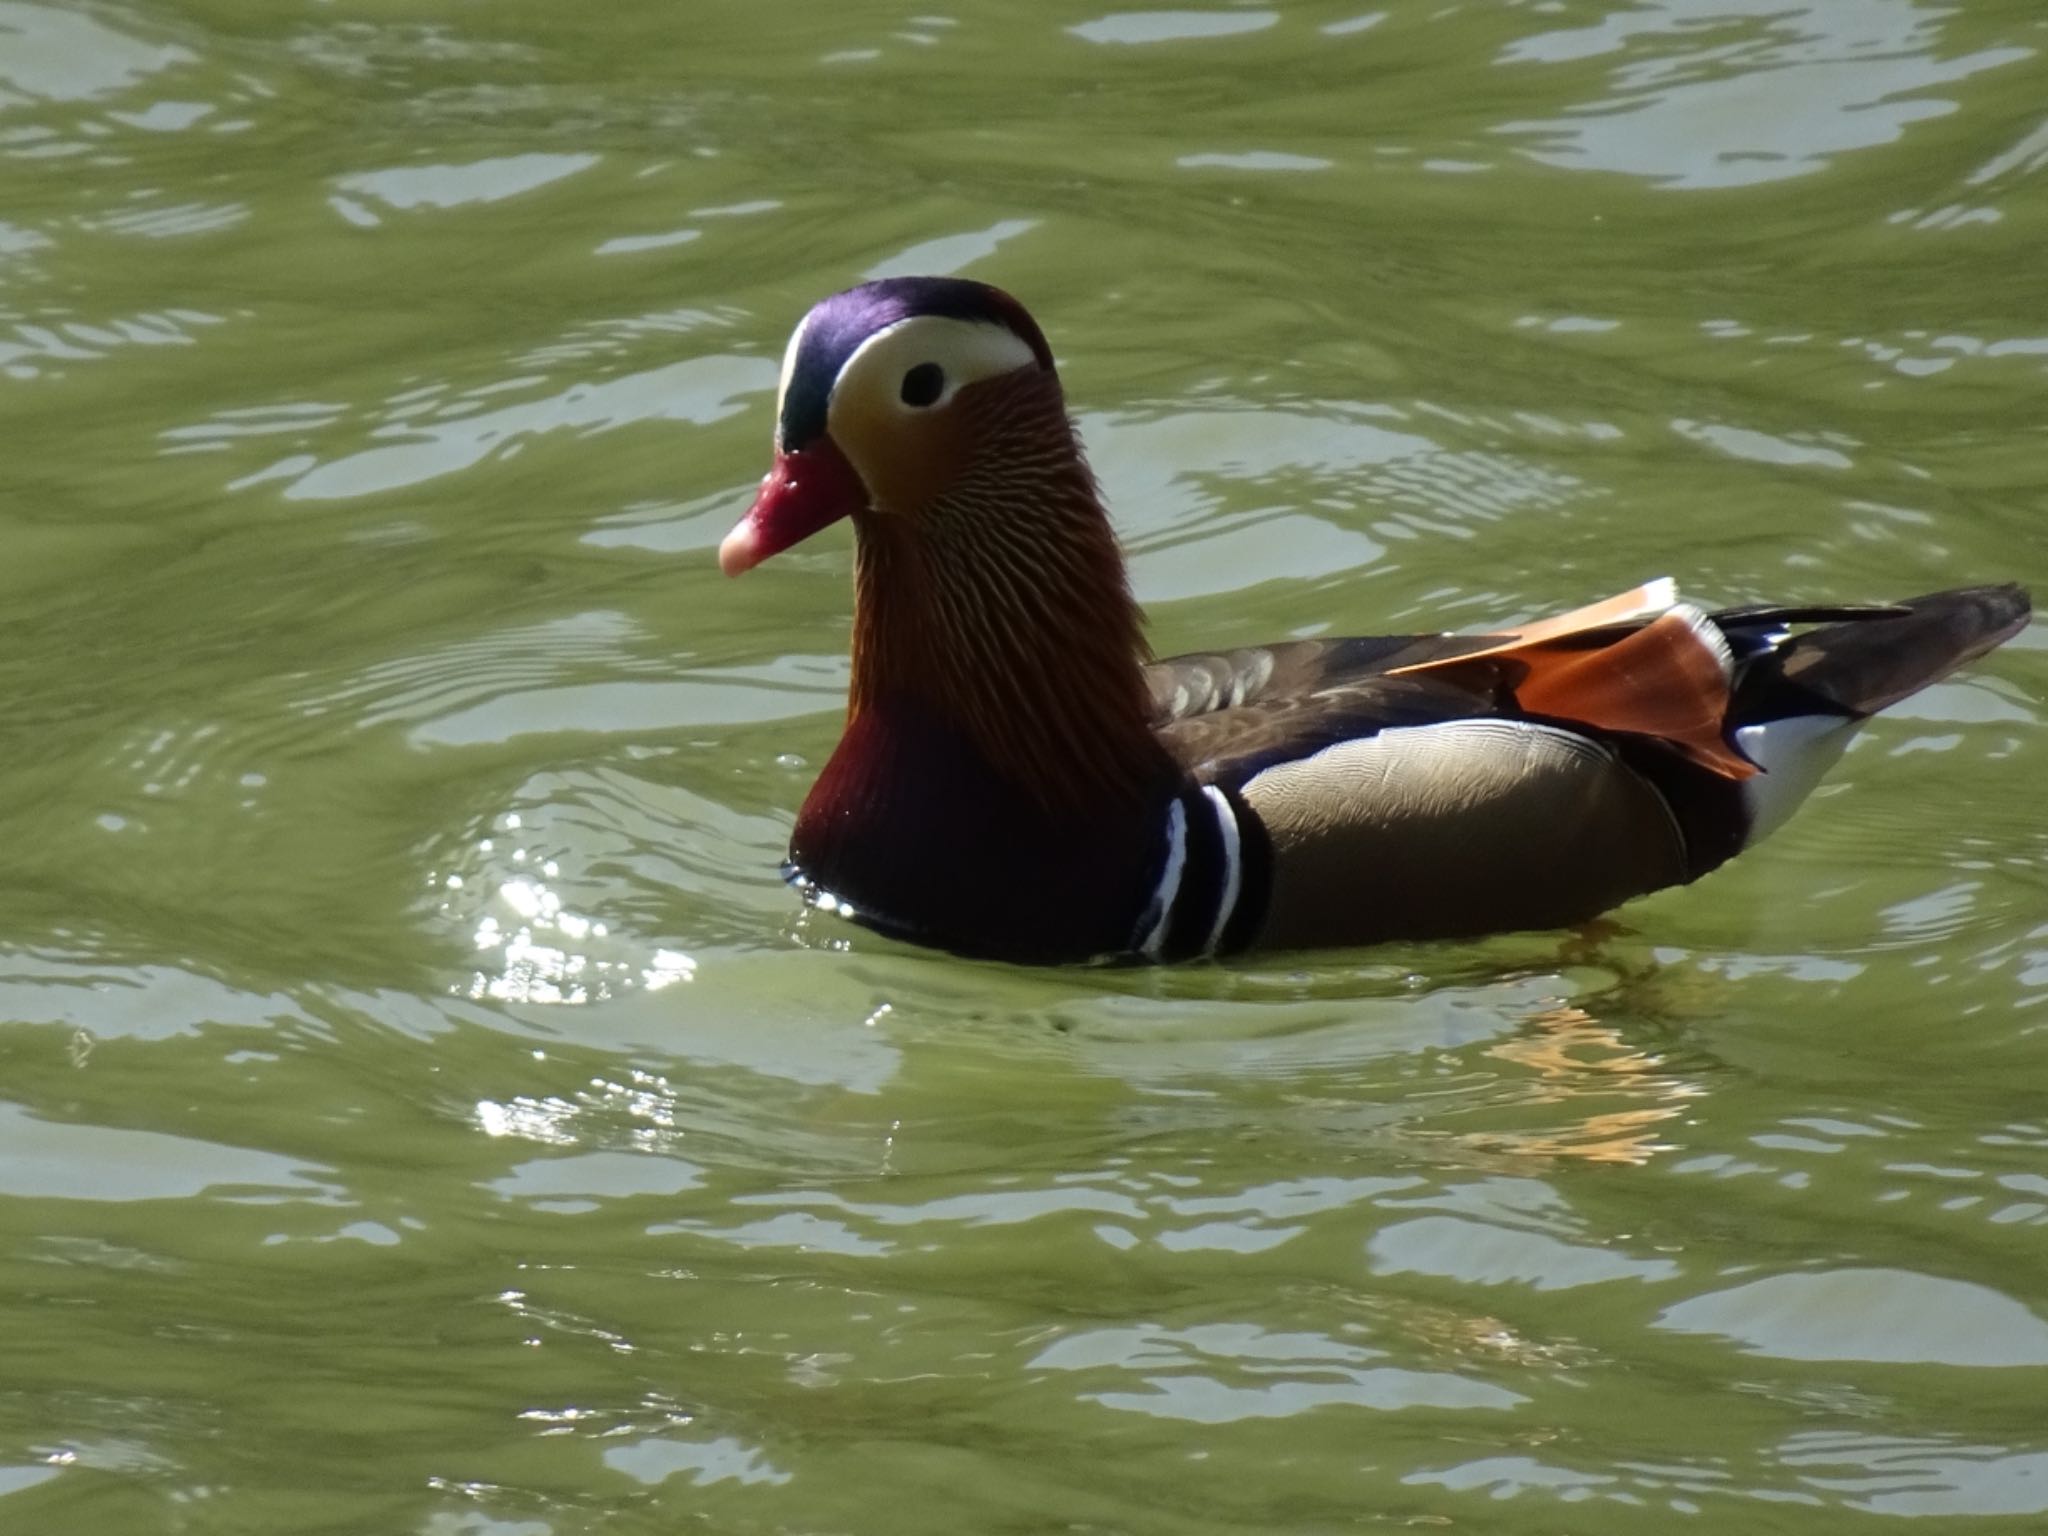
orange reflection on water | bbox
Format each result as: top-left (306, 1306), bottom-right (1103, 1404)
top-left (1473, 1003), bottom-right (1703, 1167)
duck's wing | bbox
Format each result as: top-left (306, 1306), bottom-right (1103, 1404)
top-left (1150, 653), bottom-right (1706, 953)
top-left (1144, 632), bottom-right (1502, 726)
top-left (1153, 666), bottom-right (1508, 782)
top-left (1144, 579), bottom-right (1690, 728)
top-left (1142, 591), bottom-right (1727, 951)
top-left (1148, 579), bottom-right (1754, 780)
top-left (1138, 581), bottom-right (2029, 954)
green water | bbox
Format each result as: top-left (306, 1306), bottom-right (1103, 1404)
top-left (3, 0), bottom-right (2046, 1529)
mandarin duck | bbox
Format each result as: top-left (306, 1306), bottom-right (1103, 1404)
top-left (718, 277), bottom-right (2030, 964)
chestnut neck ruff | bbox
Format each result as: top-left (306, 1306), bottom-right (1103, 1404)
top-left (845, 368), bottom-right (1171, 814)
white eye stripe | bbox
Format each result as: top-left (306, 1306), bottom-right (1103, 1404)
top-left (828, 315), bottom-right (1036, 429)
top-left (774, 310), bottom-right (814, 431)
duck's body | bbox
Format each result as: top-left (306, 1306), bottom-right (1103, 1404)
top-left (721, 277), bottom-right (2030, 965)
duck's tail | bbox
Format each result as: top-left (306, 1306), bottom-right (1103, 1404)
top-left (1707, 583), bottom-right (2029, 844)
top-left (1718, 583), bottom-right (2031, 722)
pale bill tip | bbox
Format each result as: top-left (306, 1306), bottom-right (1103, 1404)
top-left (717, 516), bottom-right (765, 577)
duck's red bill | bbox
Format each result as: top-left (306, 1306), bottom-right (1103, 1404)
top-left (719, 438), bottom-right (866, 576)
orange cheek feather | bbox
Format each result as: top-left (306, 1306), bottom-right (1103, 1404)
top-left (831, 391), bottom-right (970, 517)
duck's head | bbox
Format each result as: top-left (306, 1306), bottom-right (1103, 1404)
top-left (718, 276), bottom-right (1060, 577)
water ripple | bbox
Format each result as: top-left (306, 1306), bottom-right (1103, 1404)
top-left (1499, 1), bottom-right (2033, 188)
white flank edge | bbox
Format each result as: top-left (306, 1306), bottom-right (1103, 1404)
top-left (1137, 798), bottom-right (1189, 959)
top-left (1734, 715), bottom-right (1862, 844)
top-left (1199, 785), bottom-right (1242, 956)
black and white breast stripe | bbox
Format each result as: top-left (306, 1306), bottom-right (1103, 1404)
top-left (1132, 783), bottom-right (1267, 960)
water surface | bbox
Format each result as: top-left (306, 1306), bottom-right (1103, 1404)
top-left (2, 1), bottom-right (2045, 1530)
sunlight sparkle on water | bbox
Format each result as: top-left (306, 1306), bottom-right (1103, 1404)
top-left (459, 828), bottom-right (698, 1004)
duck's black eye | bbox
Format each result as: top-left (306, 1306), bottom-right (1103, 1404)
top-left (900, 362), bottom-right (945, 407)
